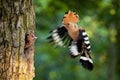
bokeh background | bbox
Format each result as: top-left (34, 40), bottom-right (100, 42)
top-left (33, 0), bottom-right (120, 80)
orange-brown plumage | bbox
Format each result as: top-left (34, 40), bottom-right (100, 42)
top-left (62, 11), bottom-right (80, 41)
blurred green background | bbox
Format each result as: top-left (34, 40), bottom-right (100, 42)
top-left (33, 0), bottom-right (120, 80)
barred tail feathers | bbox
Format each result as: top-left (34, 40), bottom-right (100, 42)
top-left (79, 51), bottom-right (94, 70)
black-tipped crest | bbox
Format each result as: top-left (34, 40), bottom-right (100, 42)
top-left (62, 10), bottom-right (79, 24)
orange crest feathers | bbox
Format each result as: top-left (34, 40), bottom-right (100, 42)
top-left (62, 10), bottom-right (79, 24)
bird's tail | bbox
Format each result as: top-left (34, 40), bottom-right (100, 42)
top-left (79, 51), bottom-right (94, 70)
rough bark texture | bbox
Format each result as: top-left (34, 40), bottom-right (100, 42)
top-left (0, 0), bottom-right (35, 80)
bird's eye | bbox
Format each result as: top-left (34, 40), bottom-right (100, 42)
top-left (67, 23), bottom-right (70, 25)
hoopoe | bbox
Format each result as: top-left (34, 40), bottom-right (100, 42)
top-left (47, 11), bottom-right (94, 70)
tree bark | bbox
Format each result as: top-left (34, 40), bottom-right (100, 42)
top-left (0, 0), bottom-right (35, 80)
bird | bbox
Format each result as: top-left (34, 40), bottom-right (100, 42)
top-left (47, 10), bottom-right (94, 70)
top-left (24, 33), bottom-right (37, 49)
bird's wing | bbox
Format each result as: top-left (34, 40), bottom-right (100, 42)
top-left (81, 29), bottom-right (91, 53)
top-left (79, 29), bottom-right (93, 70)
top-left (47, 25), bottom-right (73, 47)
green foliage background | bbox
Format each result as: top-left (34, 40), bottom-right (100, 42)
top-left (33, 0), bottom-right (120, 80)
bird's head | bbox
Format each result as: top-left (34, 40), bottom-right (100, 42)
top-left (62, 10), bottom-right (79, 31)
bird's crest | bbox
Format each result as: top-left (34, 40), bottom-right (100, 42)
top-left (62, 10), bottom-right (79, 24)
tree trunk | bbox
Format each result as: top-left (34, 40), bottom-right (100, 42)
top-left (0, 0), bottom-right (35, 80)
top-left (108, 23), bottom-right (116, 80)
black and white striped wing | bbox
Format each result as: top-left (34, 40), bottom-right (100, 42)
top-left (79, 29), bottom-right (93, 70)
top-left (82, 29), bottom-right (91, 53)
top-left (47, 26), bottom-right (73, 47)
